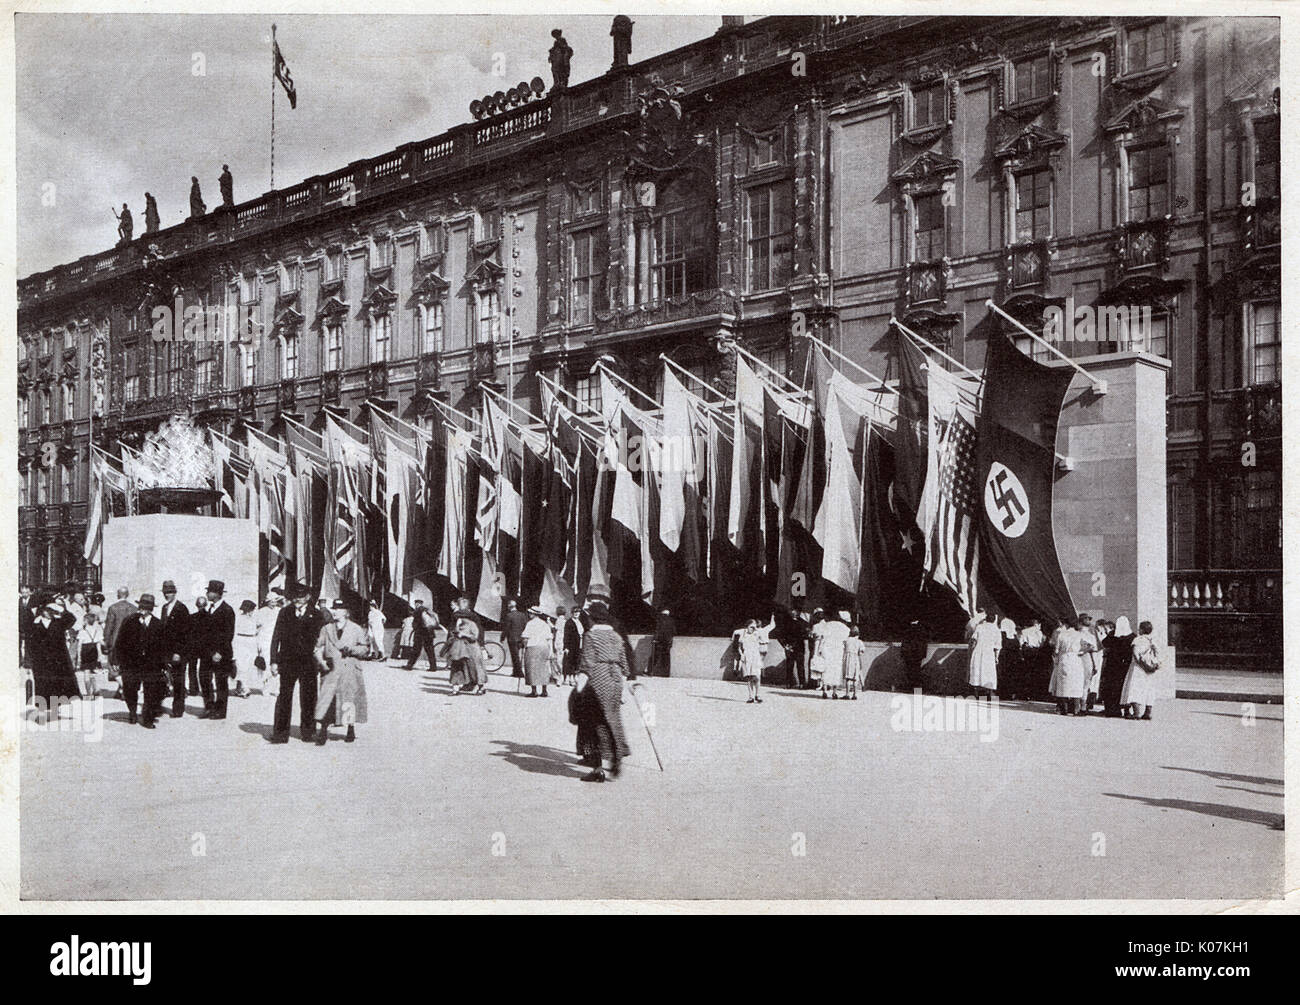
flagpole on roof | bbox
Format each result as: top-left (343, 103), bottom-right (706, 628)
top-left (985, 299), bottom-right (1108, 394)
top-left (270, 24), bottom-right (276, 190)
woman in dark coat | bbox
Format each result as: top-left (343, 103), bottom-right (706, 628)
top-left (572, 600), bottom-right (631, 782)
top-left (28, 596), bottom-right (79, 720)
top-left (1099, 616), bottom-right (1134, 717)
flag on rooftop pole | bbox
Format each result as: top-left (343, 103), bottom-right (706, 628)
top-left (273, 25), bottom-right (297, 109)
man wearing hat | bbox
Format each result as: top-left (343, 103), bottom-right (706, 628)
top-left (198, 579), bottom-right (235, 719)
top-left (269, 582), bottom-right (325, 743)
top-left (157, 579), bottom-right (192, 717)
top-left (115, 593), bottom-right (169, 727)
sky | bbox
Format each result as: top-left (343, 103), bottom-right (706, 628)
top-left (15, 13), bottom-right (720, 276)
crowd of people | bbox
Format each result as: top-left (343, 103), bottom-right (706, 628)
top-left (19, 579), bottom-right (634, 784)
top-left (961, 608), bottom-right (1163, 720)
top-left (22, 572), bottom-right (1165, 785)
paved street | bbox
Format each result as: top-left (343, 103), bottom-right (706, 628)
top-left (20, 656), bottom-right (1284, 902)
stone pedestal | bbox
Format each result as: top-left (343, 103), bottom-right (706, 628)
top-left (102, 514), bottom-right (261, 608)
top-left (1050, 351), bottom-right (1172, 694)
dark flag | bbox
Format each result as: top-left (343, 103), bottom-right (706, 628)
top-left (976, 333), bottom-right (1076, 623)
top-left (273, 28), bottom-right (297, 109)
top-left (893, 327), bottom-right (930, 519)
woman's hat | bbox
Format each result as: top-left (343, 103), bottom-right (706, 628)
top-left (331, 599), bottom-right (348, 610)
top-left (529, 606), bottom-right (549, 618)
top-left (240, 600), bottom-right (257, 613)
top-left (838, 610), bottom-right (852, 622)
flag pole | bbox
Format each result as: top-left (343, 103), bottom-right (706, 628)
top-left (985, 299), bottom-right (1107, 394)
top-left (270, 24), bottom-right (277, 190)
top-left (889, 318), bottom-right (983, 384)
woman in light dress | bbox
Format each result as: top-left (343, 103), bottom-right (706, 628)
top-left (1050, 615), bottom-right (1088, 715)
top-left (812, 611), bottom-right (851, 700)
top-left (1119, 620), bottom-right (1161, 721)
top-left (968, 611), bottom-right (1003, 695)
top-left (231, 599), bottom-right (260, 698)
top-left (521, 606), bottom-right (554, 698)
top-left (733, 616), bottom-right (771, 704)
top-left (313, 600), bottom-right (370, 745)
top-left (842, 623), bottom-right (867, 700)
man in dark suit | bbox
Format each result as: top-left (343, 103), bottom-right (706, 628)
top-left (157, 580), bottom-right (191, 718)
top-left (102, 587), bottom-right (136, 679)
top-left (198, 579), bottom-right (235, 719)
top-left (115, 593), bottom-right (169, 727)
top-left (187, 594), bottom-right (208, 694)
top-left (269, 582), bottom-right (323, 743)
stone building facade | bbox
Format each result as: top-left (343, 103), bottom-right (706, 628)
top-left (17, 14), bottom-right (1280, 662)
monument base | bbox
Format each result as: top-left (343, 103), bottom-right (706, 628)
top-left (102, 514), bottom-right (262, 607)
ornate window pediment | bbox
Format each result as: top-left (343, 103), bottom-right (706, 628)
top-left (1103, 95), bottom-right (1185, 138)
top-left (413, 270), bottom-right (450, 304)
top-left (901, 308), bottom-right (960, 352)
top-left (892, 151), bottom-right (961, 193)
top-left (318, 294), bottom-right (350, 325)
top-left (467, 256), bottom-right (505, 292)
top-left (272, 305), bottom-right (305, 339)
top-left (361, 282), bottom-right (397, 317)
top-left (994, 124), bottom-right (1068, 165)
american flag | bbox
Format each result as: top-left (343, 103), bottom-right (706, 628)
top-left (925, 412), bottom-right (980, 616)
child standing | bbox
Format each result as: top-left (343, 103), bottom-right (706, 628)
top-left (842, 624), bottom-right (867, 700)
top-left (75, 609), bottom-right (104, 699)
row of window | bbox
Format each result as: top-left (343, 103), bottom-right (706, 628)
top-left (20, 462), bottom-right (76, 506)
top-left (902, 21), bottom-right (1171, 132)
top-left (17, 384), bottom-right (76, 427)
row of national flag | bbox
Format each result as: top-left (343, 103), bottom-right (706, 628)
top-left (84, 328), bottom-right (1079, 628)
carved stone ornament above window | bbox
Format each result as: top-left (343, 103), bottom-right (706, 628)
top-left (993, 123), bottom-right (1068, 166)
top-left (891, 150), bottom-right (961, 194)
top-left (901, 308), bottom-right (961, 352)
top-left (1103, 95), bottom-right (1185, 138)
top-left (318, 294), bottom-right (350, 325)
top-left (361, 282), bottom-right (397, 317)
top-left (413, 269), bottom-right (450, 305)
top-left (272, 305), bottom-right (305, 339)
top-left (467, 257), bottom-right (506, 293)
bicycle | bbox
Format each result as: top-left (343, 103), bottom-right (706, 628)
top-left (429, 630), bottom-right (506, 673)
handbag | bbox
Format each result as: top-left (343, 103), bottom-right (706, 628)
top-left (1138, 641), bottom-right (1161, 673)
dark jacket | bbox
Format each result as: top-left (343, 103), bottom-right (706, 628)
top-left (503, 609), bottom-right (529, 645)
top-left (564, 617), bottom-right (583, 654)
top-left (103, 599), bottom-right (137, 656)
top-left (114, 612), bottom-right (169, 678)
top-left (201, 599), bottom-right (236, 663)
top-left (157, 598), bottom-right (191, 664)
top-left (270, 605), bottom-right (325, 668)
top-left (28, 611), bottom-right (78, 694)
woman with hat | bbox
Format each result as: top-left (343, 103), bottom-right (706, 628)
top-left (521, 606), bottom-right (554, 697)
top-left (27, 594), bottom-right (78, 721)
top-left (446, 596), bottom-right (486, 695)
top-left (572, 597), bottom-right (631, 782)
top-left (812, 611), bottom-right (851, 700)
top-left (312, 600), bottom-right (370, 745)
top-left (231, 600), bottom-right (260, 698)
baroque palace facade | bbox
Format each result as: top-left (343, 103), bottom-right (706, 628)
top-left (18, 14), bottom-right (1280, 663)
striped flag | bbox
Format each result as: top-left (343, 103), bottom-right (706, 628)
top-left (925, 412), bottom-right (980, 617)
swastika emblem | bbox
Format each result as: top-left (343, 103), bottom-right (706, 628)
top-left (984, 461), bottom-right (1030, 539)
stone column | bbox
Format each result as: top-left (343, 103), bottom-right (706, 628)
top-left (1051, 350), bottom-right (1172, 688)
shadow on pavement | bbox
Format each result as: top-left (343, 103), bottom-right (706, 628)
top-left (1103, 792), bottom-right (1284, 830)
top-left (1162, 766), bottom-right (1283, 787)
top-left (489, 740), bottom-right (588, 778)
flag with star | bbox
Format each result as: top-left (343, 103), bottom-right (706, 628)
top-left (924, 411), bottom-right (981, 617)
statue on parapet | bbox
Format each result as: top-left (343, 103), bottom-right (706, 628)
top-left (113, 203), bottom-right (133, 246)
top-left (219, 164), bottom-right (234, 208)
top-left (190, 176), bottom-right (206, 219)
top-left (549, 29), bottom-right (572, 92)
top-left (144, 193), bottom-right (160, 235)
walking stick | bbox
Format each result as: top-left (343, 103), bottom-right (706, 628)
top-left (627, 680), bottom-right (664, 772)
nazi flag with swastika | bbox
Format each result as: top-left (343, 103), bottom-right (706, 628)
top-left (975, 333), bottom-right (1077, 624)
